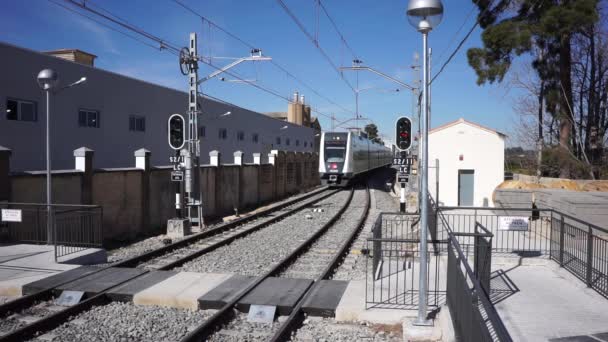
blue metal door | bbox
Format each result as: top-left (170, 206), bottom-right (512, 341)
top-left (458, 170), bottom-right (474, 206)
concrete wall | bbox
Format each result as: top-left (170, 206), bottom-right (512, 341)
top-left (0, 146), bottom-right (320, 243)
top-left (10, 171), bottom-right (83, 204)
top-left (92, 169), bottom-right (144, 241)
top-left (0, 41), bottom-right (316, 172)
top-left (428, 120), bottom-right (505, 207)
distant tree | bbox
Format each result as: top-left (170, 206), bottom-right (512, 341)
top-left (364, 123), bottom-right (383, 144)
top-left (467, 0), bottom-right (599, 177)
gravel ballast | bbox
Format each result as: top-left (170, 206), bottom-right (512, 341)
top-left (208, 311), bottom-right (283, 341)
top-left (27, 302), bottom-right (215, 342)
top-left (281, 187), bottom-right (368, 279)
top-left (0, 298), bottom-right (61, 336)
top-left (290, 316), bottom-right (402, 341)
top-left (107, 234), bottom-right (188, 264)
top-left (178, 190), bottom-right (351, 276)
top-left (135, 189), bottom-right (337, 269)
top-left (334, 169), bottom-right (399, 281)
top-left (105, 187), bottom-right (324, 265)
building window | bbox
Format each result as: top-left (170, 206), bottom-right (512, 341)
top-left (252, 133), bottom-right (259, 143)
top-left (6, 98), bottom-right (37, 122)
top-left (296, 140), bottom-right (300, 146)
top-left (219, 128), bottom-right (227, 140)
top-left (286, 138), bottom-right (291, 146)
top-left (129, 116), bottom-right (145, 132)
top-left (199, 126), bottom-right (206, 138)
top-left (78, 109), bottom-right (100, 128)
top-left (276, 137), bottom-right (281, 145)
top-left (237, 131), bottom-right (245, 141)
top-left (304, 141), bottom-right (307, 147)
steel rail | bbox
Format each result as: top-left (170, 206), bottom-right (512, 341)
top-left (154, 189), bottom-right (341, 270)
top-left (0, 276), bottom-right (141, 342)
top-left (270, 185), bottom-right (371, 341)
top-left (113, 186), bottom-right (331, 268)
top-left (0, 187), bottom-right (328, 319)
top-left (0, 187), bottom-right (332, 338)
top-left (181, 187), bottom-right (356, 341)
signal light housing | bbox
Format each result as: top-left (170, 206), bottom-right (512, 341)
top-left (395, 116), bottom-right (412, 151)
top-left (168, 114), bottom-right (186, 150)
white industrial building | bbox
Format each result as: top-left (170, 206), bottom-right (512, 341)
top-left (428, 118), bottom-right (505, 207)
top-left (0, 41), bottom-right (318, 171)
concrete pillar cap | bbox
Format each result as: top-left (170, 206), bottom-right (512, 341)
top-left (210, 150), bottom-right (220, 156)
top-left (252, 153), bottom-right (261, 157)
top-left (74, 147), bottom-right (94, 157)
top-left (233, 151), bottom-right (244, 156)
top-left (0, 145), bottom-right (12, 155)
top-left (134, 148), bottom-right (151, 157)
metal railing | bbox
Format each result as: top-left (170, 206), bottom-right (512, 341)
top-left (437, 206), bottom-right (608, 299)
top-left (447, 232), bottom-right (512, 342)
top-left (0, 203), bottom-right (103, 260)
top-left (366, 212), bottom-right (445, 309)
top-left (550, 212), bottom-right (608, 298)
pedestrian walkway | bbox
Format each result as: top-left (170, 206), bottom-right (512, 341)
top-left (0, 243), bottom-right (106, 297)
top-left (491, 258), bottom-right (608, 342)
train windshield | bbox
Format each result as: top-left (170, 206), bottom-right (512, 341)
top-left (325, 147), bottom-right (346, 162)
top-left (324, 132), bottom-right (348, 162)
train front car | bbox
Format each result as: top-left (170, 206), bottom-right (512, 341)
top-left (319, 132), bottom-right (350, 186)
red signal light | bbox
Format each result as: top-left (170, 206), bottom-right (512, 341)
top-left (331, 163), bottom-right (337, 169)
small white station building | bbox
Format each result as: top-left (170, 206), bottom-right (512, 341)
top-left (428, 118), bottom-right (505, 207)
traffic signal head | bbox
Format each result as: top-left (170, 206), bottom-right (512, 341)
top-left (395, 116), bottom-right (412, 151)
top-left (168, 114), bottom-right (186, 150)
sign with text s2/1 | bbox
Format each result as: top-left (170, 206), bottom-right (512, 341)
top-left (393, 158), bottom-right (414, 166)
top-left (498, 217), bottom-right (529, 231)
top-left (1, 209), bottom-right (22, 222)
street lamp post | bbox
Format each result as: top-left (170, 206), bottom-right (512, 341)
top-left (407, 0), bottom-right (443, 326)
top-left (37, 69), bottom-right (87, 244)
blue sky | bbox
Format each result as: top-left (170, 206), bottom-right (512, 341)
top-left (1, 0), bottom-right (525, 145)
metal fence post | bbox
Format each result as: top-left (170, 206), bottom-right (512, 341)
top-left (586, 226), bottom-right (593, 287)
top-left (559, 214), bottom-right (565, 267)
top-left (549, 211), bottom-right (553, 257)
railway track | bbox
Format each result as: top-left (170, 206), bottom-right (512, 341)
top-left (0, 182), bottom-right (373, 341)
top-left (0, 186), bottom-right (341, 341)
top-left (182, 185), bottom-right (370, 341)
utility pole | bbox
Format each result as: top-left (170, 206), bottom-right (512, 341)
top-left (175, 33), bottom-right (203, 228)
top-left (175, 33), bottom-right (272, 228)
top-left (187, 32), bottom-right (203, 227)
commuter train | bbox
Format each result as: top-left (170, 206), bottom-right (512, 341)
top-left (319, 131), bottom-right (393, 186)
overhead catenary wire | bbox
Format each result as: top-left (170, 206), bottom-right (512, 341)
top-left (275, 0), bottom-right (357, 93)
top-left (55, 0), bottom-right (342, 121)
top-left (430, 0), bottom-right (544, 85)
top-left (47, 0), bottom-right (162, 51)
top-left (432, 4), bottom-right (477, 68)
top-left (318, 0), bottom-right (359, 60)
top-left (169, 0), bottom-right (358, 118)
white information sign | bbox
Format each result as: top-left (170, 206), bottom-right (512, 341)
top-left (1, 209), bottom-right (22, 222)
top-left (498, 216), bottom-right (529, 231)
top-left (55, 290), bottom-right (85, 307)
top-left (247, 305), bottom-right (276, 324)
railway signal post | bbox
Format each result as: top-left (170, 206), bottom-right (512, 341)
top-left (395, 116), bottom-right (412, 213)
